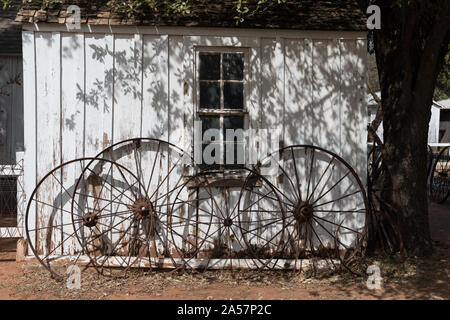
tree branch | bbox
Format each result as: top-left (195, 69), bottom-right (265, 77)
top-left (414, 2), bottom-right (450, 110)
top-left (368, 81), bottom-right (383, 134)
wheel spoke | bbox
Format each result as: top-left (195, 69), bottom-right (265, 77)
top-left (311, 171), bottom-right (351, 206)
top-left (85, 166), bottom-right (135, 204)
top-left (313, 215), bottom-right (362, 235)
top-left (313, 189), bottom-right (362, 209)
top-left (276, 158), bottom-right (300, 204)
top-left (306, 147), bottom-right (315, 201)
top-left (307, 157), bottom-right (334, 203)
top-left (145, 141), bottom-right (161, 195)
top-left (312, 217), bottom-right (350, 249)
top-left (149, 154), bottom-right (183, 200)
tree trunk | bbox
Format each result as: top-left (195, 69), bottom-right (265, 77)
top-left (367, 1), bottom-right (450, 257)
top-left (375, 40), bottom-right (436, 256)
top-left (381, 93), bottom-right (433, 256)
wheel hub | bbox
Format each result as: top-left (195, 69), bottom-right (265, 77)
top-left (223, 218), bottom-right (233, 227)
top-left (292, 201), bottom-right (314, 224)
top-left (132, 198), bottom-right (154, 219)
top-left (82, 211), bottom-right (99, 228)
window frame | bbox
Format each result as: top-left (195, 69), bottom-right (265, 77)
top-left (194, 47), bottom-right (250, 170)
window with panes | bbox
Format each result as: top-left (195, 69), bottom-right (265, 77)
top-left (196, 49), bottom-right (247, 169)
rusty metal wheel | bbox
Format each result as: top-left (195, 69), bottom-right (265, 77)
top-left (237, 168), bottom-right (286, 270)
top-left (71, 138), bottom-right (193, 275)
top-left (93, 138), bottom-right (192, 191)
top-left (93, 139), bottom-right (193, 240)
top-left (168, 167), bottom-right (284, 271)
top-left (167, 171), bottom-right (217, 270)
top-left (259, 145), bottom-right (369, 272)
top-left (429, 146), bottom-right (450, 203)
top-left (25, 158), bottom-right (102, 281)
top-left (71, 156), bottom-right (181, 276)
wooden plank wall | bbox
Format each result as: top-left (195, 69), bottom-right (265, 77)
top-left (23, 30), bottom-right (367, 253)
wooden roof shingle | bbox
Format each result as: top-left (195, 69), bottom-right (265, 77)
top-left (15, 0), bottom-right (367, 31)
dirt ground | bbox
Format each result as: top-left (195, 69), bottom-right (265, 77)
top-left (0, 203), bottom-right (448, 300)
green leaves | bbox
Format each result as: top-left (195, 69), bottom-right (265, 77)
top-left (434, 49), bottom-right (450, 101)
top-left (168, 0), bottom-right (193, 15)
top-left (231, 0), bottom-right (288, 25)
top-left (0, 0), bottom-right (287, 24)
top-left (1, 0), bottom-right (12, 10)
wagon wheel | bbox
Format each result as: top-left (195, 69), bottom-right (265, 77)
top-left (169, 167), bottom-right (284, 271)
top-left (259, 145), bottom-right (369, 273)
top-left (237, 168), bottom-right (286, 270)
top-left (93, 138), bottom-right (192, 211)
top-left (167, 170), bottom-right (217, 270)
top-left (25, 158), bottom-right (102, 281)
top-left (429, 146), bottom-right (450, 203)
top-left (71, 157), bottom-right (168, 277)
top-left (72, 138), bottom-right (193, 275)
top-left (94, 139), bottom-right (192, 219)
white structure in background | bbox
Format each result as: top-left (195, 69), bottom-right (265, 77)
top-left (429, 98), bottom-right (450, 146)
top-left (368, 93), bottom-right (450, 145)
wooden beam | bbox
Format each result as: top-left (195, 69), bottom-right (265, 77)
top-left (25, 255), bottom-right (340, 270)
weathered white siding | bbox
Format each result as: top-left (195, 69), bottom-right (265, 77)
top-left (22, 25), bottom-right (368, 255)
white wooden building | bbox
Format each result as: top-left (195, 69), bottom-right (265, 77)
top-left (368, 93), bottom-right (450, 146)
top-left (429, 99), bottom-right (450, 145)
top-left (14, 1), bottom-right (369, 266)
